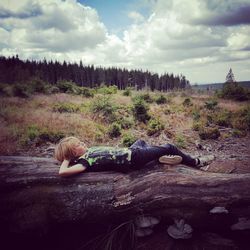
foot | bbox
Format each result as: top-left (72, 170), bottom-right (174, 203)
top-left (159, 155), bottom-right (182, 165)
top-left (197, 155), bottom-right (215, 169)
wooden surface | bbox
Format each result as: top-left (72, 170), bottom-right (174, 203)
top-left (1, 156), bottom-right (250, 235)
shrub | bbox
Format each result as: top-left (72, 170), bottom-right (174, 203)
top-left (132, 96), bottom-right (150, 123)
top-left (174, 134), bottom-right (186, 148)
top-left (23, 125), bottom-right (64, 145)
top-left (13, 84), bottom-right (34, 98)
top-left (182, 97), bottom-right (192, 107)
top-left (231, 129), bottom-right (247, 138)
top-left (232, 106), bottom-right (250, 131)
top-left (192, 121), bottom-right (205, 131)
top-left (38, 129), bottom-right (64, 143)
top-left (220, 82), bottom-right (250, 101)
top-left (138, 93), bottom-right (154, 103)
top-left (52, 102), bottom-right (80, 113)
top-left (147, 118), bottom-right (164, 136)
top-left (97, 85), bottom-right (118, 95)
top-left (212, 110), bottom-right (231, 127)
top-left (123, 88), bottom-right (132, 96)
top-left (29, 78), bottom-right (50, 94)
top-left (155, 94), bottom-right (167, 104)
top-left (122, 132), bottom-right (137, 147)
top-left (204, 99), bottom-right (218, 110)
top-left (48, 86), bottom-right (60, 94)
top-left (0, 83), bottom-right (13, 97)
top-left (26, 125), bottom-right (40, 141)
top-left (117, 117), bottom-right (134, 129)
top-left (56, 80), bottom-right (78, 94)
top-left (192, 110), bottom-right (200, 121)
top-left (91, 95), bottom-right (117, 122)
top-left (199, 127), bottom-right (220, 140)
top-left (80, 87), bottom-right (94, 97)
top-left (108, 122), bottom-right (121, 138)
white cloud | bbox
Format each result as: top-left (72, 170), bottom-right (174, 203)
top-left (0, 0), bottom-right (107, 53)
top-left (0, 0), bottom-right (249, 83)
top-left (128, 11), bottom-right (145, 23)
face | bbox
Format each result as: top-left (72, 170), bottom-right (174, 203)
top-left (73, 141), bottom-right (87, 157)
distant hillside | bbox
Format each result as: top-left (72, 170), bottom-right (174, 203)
top-left (191, 81), bottom-right (250, 90)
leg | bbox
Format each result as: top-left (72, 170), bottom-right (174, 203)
top-left (131, 143), bottom-right (197, 168)
top-left (130, 139), bottom-right (150, 149)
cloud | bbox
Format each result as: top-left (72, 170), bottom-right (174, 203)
top-left (0, 1), bottom-right (42, 19)
top-left (193, 4), bottom-right (250, 26)
top-left (0, 0), bottom-right (107, 53)
top-left (0, 0), bottom-right (249, 83)
top-left (128, 11), bottom-right (145, 23)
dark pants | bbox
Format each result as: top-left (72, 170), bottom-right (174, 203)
top-left (129, 139), bottom-right (197, 168)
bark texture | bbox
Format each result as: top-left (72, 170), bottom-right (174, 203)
top-left (1, 156), bottom-right (250, 235)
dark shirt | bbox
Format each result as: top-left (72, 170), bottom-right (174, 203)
top-left (74, 146), bottom-right (133, 172)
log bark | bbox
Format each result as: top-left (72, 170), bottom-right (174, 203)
top-left (1, 155), bottom-right (250, 236)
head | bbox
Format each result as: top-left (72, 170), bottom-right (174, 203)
top-left (54, 136), bottom-right (87, 162)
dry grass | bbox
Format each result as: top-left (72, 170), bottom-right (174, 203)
top-left (0, 91), bottom-right (248, 155)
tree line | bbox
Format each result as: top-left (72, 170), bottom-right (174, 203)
top-left (0, 55), bottom-right (190, 91)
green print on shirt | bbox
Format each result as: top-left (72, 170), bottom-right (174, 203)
top-left (78, 146), bottom-right (132, 167)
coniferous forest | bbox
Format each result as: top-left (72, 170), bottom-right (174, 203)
top-left (0, 55), bottom-right (190, 91)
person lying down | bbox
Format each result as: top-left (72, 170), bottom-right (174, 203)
top-left (54, 136), bottom-right (214, 177)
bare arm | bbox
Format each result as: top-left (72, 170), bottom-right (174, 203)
top-left (59, 159), bottom-right (86, 177)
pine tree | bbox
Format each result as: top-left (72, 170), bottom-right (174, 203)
top-left (225, 68), bottom-right (236, 83)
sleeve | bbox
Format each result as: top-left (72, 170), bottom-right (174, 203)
top-left (76, 158), bottom-right (90, 169)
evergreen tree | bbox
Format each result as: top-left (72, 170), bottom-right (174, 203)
top-left (225, 68), bottom-right (236, 83)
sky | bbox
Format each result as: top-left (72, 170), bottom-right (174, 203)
top-left (0, 0), bottom-right (250, 84)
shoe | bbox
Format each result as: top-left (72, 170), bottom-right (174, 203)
top-left (159, 155), bottom-right (182, 165)
top-left (197, 155), bottom-right (215, 168)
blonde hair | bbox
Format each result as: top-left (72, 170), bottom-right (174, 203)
top-left (54, 136), bottom-right (80, 162)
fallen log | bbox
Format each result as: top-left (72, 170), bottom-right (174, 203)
top-left (1, 155), bottom-right (250, 237)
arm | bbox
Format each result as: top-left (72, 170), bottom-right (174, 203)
top-left (59, 159), bottom-right (87, 177)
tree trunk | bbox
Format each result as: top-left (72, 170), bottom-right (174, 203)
top-left (1, 156), bottom-right (250, 236)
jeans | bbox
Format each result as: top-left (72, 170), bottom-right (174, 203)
top-left (129, 139), bottom-right (196, 168)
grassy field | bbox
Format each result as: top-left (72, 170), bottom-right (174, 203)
top-left (0, 88), bottom-right (249, 156)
